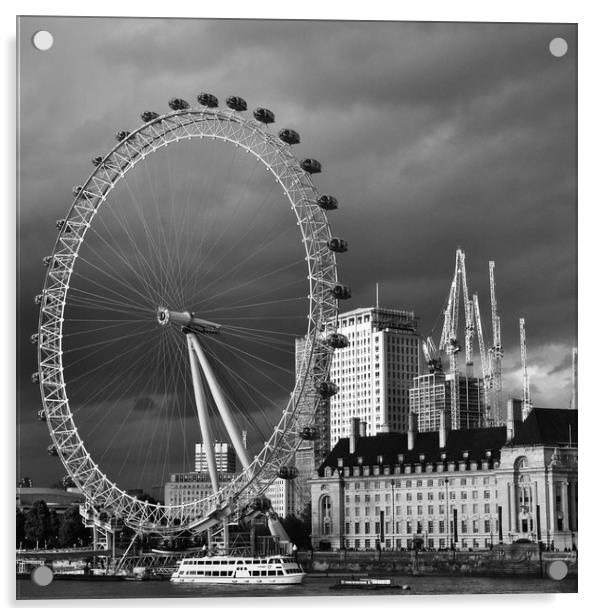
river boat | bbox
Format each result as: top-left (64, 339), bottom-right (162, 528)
top-left (170, 555), bottom-right (305, 585)
top-left (329, 578), bottom-right (409, 591)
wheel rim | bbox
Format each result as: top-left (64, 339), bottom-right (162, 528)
top-left (37, 105), bottom-right (341, 534)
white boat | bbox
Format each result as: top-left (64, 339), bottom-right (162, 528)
top-left (170, 554), bottom-right (305, 585)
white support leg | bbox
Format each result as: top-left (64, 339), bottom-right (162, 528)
top-left (187, 334), bottom-right (220, 494)
top-left (189, 334), bottom-right (252, 471)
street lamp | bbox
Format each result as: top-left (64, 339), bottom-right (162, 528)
top-left (445, 477), bottom-right (450, 549)
top-left (336, 466), bottom-right (345, 551)
top-left (391, 479), bottom-right (395, 551)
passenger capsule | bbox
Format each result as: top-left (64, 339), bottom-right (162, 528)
top-left (72, 186), bottom-right (93, 199)
top-left (226, 96), bottom-right (247, 111)
top-left (30, 333), bottom-right (39, 345)
top-left (37, 409), bottom-right (47, 422)
top-left (47, 444), bottom-right (58, 457)
top-left (327, 238), bottom-right (348, 253)
top-left (92, 156), bottom-right (103, 166)
top-left (330, 284), bottom-right (352, 300)
top-left (251, 496), bottom-right (272, 512)
top-left (42, 256), bottom-right (53, 268)
top-left (301, 158), bottom-right (322, 174)
top-left (316, 381), bottom-right (339, 398)
top-left (115, 130), bottom-right (130, 142)
top-left (197, 93), bottom-right (219, 108)
top-left (278, 128), bottom-right (300, 145)
top-left (31, 372), bottom-right (40, 383)
top-left (141, 111), bottom-right (160, 123)
top-left (317, 195), bottom-right (338, 210)
top-left (253, 107), bottom-right (275, 124)
top-left (34, 294), bottom-right (43, 305)
top-left (55, 219), bottom-right (66, 231)
top-left (326, 332), bottom-right (349, 349)
top-left (278, 466), bottom-right (299, 480)
top-left (299, 426), bottom-right (318, 441)
top-left (62, 475), bottom-right (76, 488)
top-left (168, 98), bottom-right (190, 111)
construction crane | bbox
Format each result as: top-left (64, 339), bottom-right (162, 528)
top-left (459, 251), bottom-right (475, 377)
top-left (473, 293), bottom-right (492, 426)
top-left (439, 249), bottom-right (463, 430)
top-left (519, 317), bottom-right (532, 420)
top-left (570, 347), bottom-right (578, 409)
top-left (489, 261), bottom-right (503, 425)
top-left (422, 336), bottom-right (443, 373)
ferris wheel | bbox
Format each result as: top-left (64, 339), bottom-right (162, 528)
top-left (32, 93), bottom-right (351, 537)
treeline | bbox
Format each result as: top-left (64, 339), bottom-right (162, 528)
top-left (17, 499), bottom-right (313, 551)
top-left (16, 500), bottom-right (91, 549)
top-left (279, 503), bottom-right (312, 549)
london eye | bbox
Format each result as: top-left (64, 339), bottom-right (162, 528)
top-left (33, 93), bottom-right (350, 538)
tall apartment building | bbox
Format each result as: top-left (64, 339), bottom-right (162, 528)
top-left (291, 336), bottom-right (331, 514)
top-left (195, 442), bottom-right (236, 474)
top-left (329, 307), bottom-right (421, 448)
top-left (164, 471), bottom-right (237, 516)
top-left (409, 373), bottom-right (485, 432)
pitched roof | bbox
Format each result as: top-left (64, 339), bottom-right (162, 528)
top-left (319, 408), bottom-right (577, 475)
top-left (510, 407), bottom-right (577, 447)
top-left (319, 427), bottom-right (507, 474)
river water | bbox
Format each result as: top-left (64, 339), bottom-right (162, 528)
top-left (17, 574), bottom-right (576, 601)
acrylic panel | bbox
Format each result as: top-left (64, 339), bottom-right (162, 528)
top-left (16, 16), bottom-right (577, 600)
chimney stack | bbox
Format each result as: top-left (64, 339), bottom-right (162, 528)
top-left (349, 417), bottom-right (360, 454)
top-left (439, 409), bottom-right (447, 449)
top-left (359, 421), bottom-right (367, 438)
top-left (506, 398), bottom-right (523, 441)
top-left (408, 412), bottom-right (417, 451)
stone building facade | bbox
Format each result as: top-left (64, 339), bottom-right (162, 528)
top-left (310, 407), bottom-right (577, 551)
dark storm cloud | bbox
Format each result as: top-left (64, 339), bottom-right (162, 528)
top-left (17, 17), bottom-right (576, 487)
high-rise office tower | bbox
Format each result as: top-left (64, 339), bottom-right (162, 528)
top-left (194, 442), bottom-right (236, 474)
top-left (328, 306), bottom-right (420, 448)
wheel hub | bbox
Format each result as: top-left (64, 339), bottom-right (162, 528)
top-left (156, 307), bottom-right (222, 334)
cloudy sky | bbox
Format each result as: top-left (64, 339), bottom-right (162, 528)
top-left (17, 17), bottom-right (576, 490)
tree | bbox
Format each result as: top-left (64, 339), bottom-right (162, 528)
top-left (59, 505), bottom-right (90, 548)
top-left (139, 493), bottom-right (158, 505)
top-left (17, 477), bottom-right (32, 488)
top-left (280, 503), bottom-right (312, 549)
top-left (49, 510), bottom-right (61, 548)
top-left (24, 500), bottom-right (53, 548)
